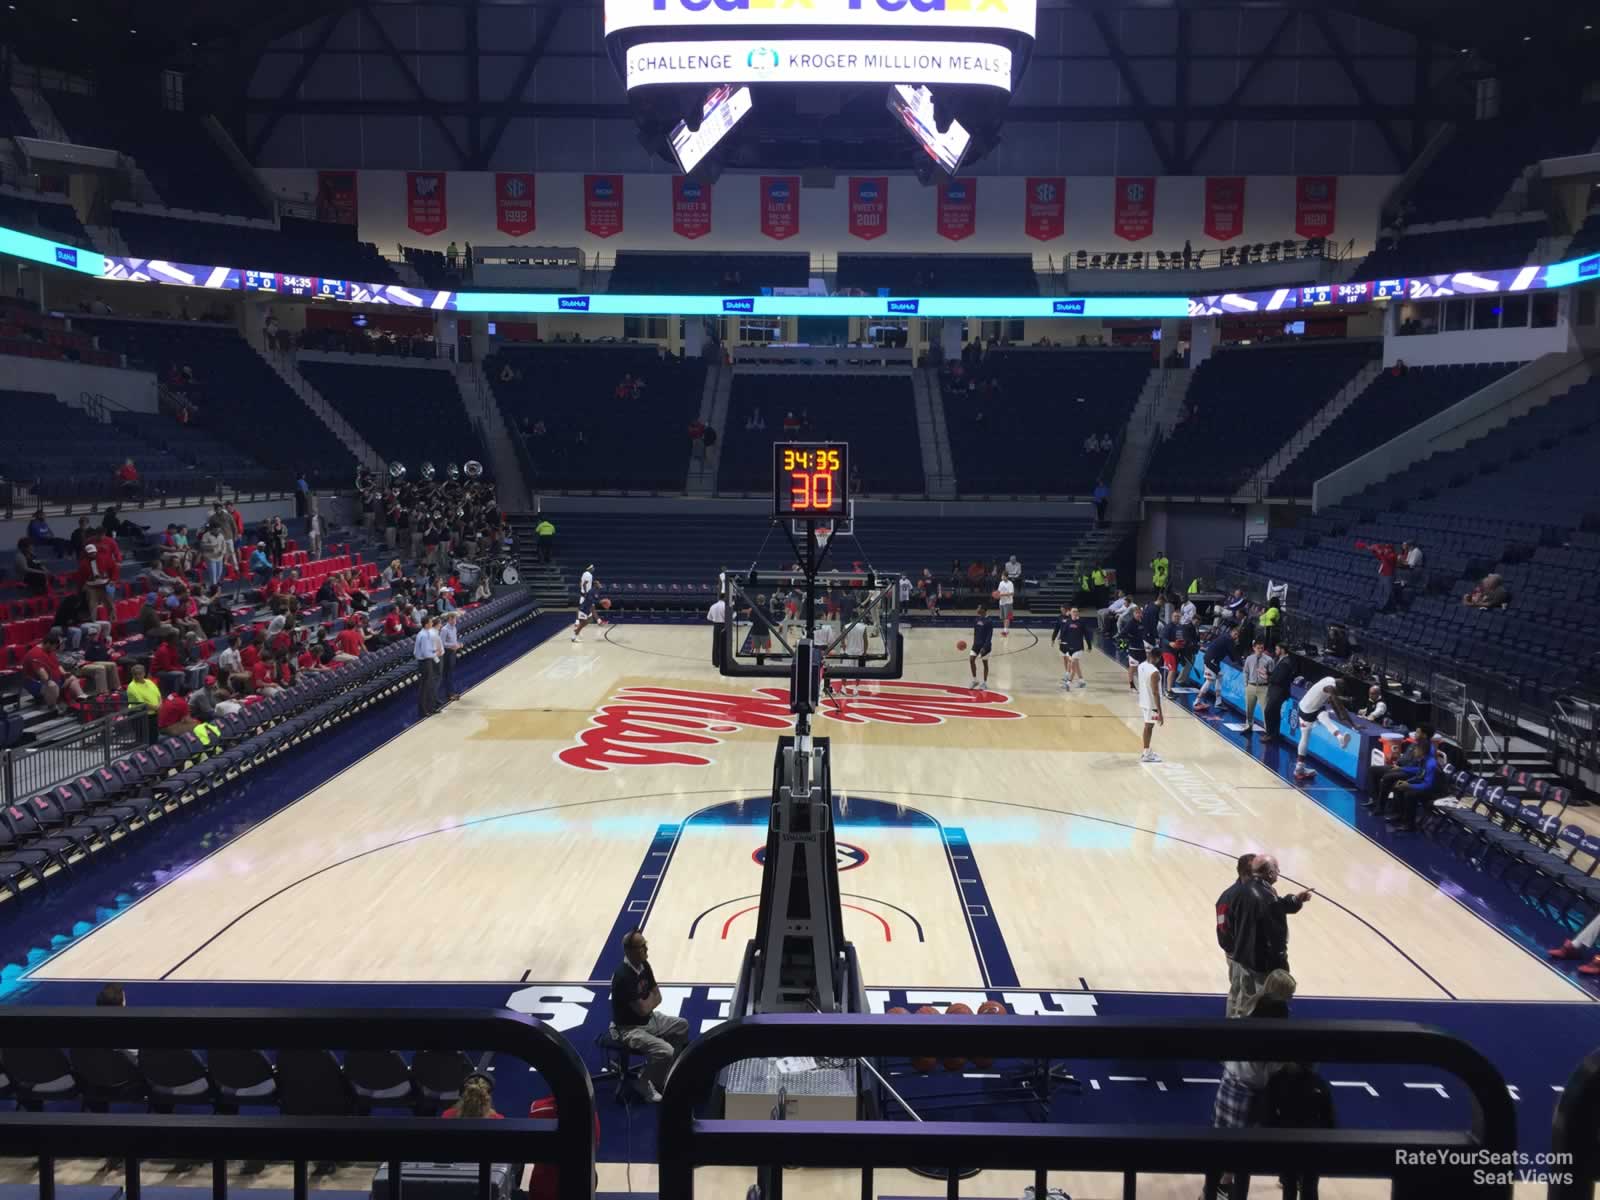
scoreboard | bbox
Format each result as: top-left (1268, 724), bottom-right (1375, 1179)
top-left (243, 271), bottom-right (346, 299)
top-left (773, 443), bottom-right (850, 518)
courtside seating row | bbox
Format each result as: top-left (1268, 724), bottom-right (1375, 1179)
top-left (0, 1043), bottom-right (481, 1118)
top-left (1426, 761), bottom-right (1597, 915)
top-left (0, 591), bottom-right (538, 901)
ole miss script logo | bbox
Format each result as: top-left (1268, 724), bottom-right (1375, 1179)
top-left (557, 681), bottom-right (1022, 772)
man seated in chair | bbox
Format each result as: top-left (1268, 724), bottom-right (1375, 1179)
top-left (609, 929), bottom-right (688, 1104)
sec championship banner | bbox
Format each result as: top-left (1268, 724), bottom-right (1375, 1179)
top-left (1114, 177), bottom-right (1155, 241)
top-left (316, 171), bottom-right (358, 226)
top-left (405, 172), bottom-right (447, 237)
top-left (848, 177), bottom-right (887, 240)
top-left (1024, 176), bottom-right (1064, 241)
top-left (937, 178), bottom-right (976, 242)
top-left (495, 173), bottom-right (536, 238)
top-left (672, 176), bottom-right (712, 240)
top-left (1295, 176), bottom-right (1337, 238)
top-left (585, 174), bottom-right (625, 239)
top-left (760, 176), bottom-right (800, 240)
top-left (1204, 176), bottom-right (1244, 242)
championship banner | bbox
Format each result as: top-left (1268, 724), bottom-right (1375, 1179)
top-left (848, 177), bottom-right (887, 240)
top-left (405, 171), bottom-right (447, 237)
top-left (936, 177), bottom-right (976, 242)
top-left (1113, 176), bottom-right (1154, 241)
top-left (495, 172), bottom-right (536, 238)
top-left (316, 171), bottom-right (358, 226)
top-left (1204, 176), bottom-right (1245, 242)
top-left (672, 176), bottom-right (712, 240)
top-left (1295, 176), bottom-right (1337, 239)
top-left (760, 176), bottom-right (800, 240)
top-left (1023, 176), bottom-right (1064, 241)
top-left (584, 174), bottom-right (625, 239)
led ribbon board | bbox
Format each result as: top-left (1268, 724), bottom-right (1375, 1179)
top-left (627, 39), bottom-right (1013, 89)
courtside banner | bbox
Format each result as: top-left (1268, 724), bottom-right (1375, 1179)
top-left (1203, 176), bottom-right (1244, 242)
top-left (624, 40), bottom-right (1012, 90)
top-left (760, 175), bottom-right (800, 240)
top-left (848, 176), bottom-right (888, 240)
top-left (672, 176), bottom-right (713, 239)
top-left (936, 177), bottom-right (976, 242)
top-left (316, 171), bottom-right (358, 226)
top-left (405, 171), bottom-right (447, 237)
top-left (604, 0), bottom-right (1036, 41)
top-left (1295, 176), bottom-right (1337, 239)
top-left (585, 174), bottom-right (625, 238)
top-left (495, 173), bottom-right (536, 237)
top-left (1113, 176), bottom-right (1154, 241)
top-left (1023, 176), bottom-right (1064, 241)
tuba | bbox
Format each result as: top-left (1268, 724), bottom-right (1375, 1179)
top-left (463, 460), bottom-right (484, 478)
top-left (420, 461), bottom-right (437, 482)
top-left (387, 461), bottom-right (407, 481)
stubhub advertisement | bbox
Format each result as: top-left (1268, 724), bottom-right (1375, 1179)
top-left (605, 0), bottom-right (1036, 39)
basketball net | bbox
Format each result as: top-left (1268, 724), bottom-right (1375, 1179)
top-left (813, 524), bottom-right (833, 552)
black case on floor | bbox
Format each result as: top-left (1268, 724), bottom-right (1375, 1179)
top-left (370, 1161), bottom-right (517, 1200)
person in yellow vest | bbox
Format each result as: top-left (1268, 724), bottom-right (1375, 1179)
top-left (125, 662), bottom-right (161, 713)
top-left (1151, 551), bottom-right (1170, 592)
top-left (1258, 599), bottom-right (1281, 647)
top-left (536, 517), bottom-right (556, 563)
top-left (1188, 577), bottom-right (1201, 594)
top-left (193, 718), bottom-right (222, 752)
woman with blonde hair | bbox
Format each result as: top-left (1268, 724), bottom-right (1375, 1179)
top-left (441, 1073), bottom-right (502, 1119)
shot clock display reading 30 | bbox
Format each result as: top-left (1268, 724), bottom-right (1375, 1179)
top-left (773, 442), bottom-right (850, 518)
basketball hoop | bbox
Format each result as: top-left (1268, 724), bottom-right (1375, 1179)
top-left (813, 524), bottom-right (833, 552)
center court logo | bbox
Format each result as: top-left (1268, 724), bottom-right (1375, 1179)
top-left (754, 841), bottom-right (867, 870)
top-left (557, 681), bottom-right (1022, 771)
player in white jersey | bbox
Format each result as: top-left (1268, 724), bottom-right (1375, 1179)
top-left (1136, 654), bottom-right (1164, 762)
top-left (580, 564), bottom-right (595, 597)
top-left (572, 570), bottom-right (602, 642)
top-left (995, 575), bottom-right (1015, 636)
top-left (1292, 675), bottom-right (1352, 781)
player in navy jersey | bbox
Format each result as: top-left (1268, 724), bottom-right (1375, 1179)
top-left (968, 604), bottom-right (994, 689)
top-left (1050, 605), bottom-right (1091, 689)
top-left (572, 579), bottom-right (600, 643)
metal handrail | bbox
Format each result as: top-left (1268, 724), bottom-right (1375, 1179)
top-left (658, 1014), bottom-right (1517, 1200)
top-left (0, 1007), bottom-right (595, 1200)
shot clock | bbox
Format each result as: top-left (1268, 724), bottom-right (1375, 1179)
top-left (773, 442), bottom-right (850, 518)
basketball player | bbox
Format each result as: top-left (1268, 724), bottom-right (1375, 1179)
top-left (1137, 648), bottom-right (1164, 762)
top-left (580, 563), bottom-right (595, 598)
top-left (995, 573), bottom-right (1015, 636)
top-left (1050, 605), bottom-right (1091, 689)
top-left (572, 577), bottom-right (600, 643)
top-left (1292, 675), bottom-right (1353, 781)
top-left (1192, 622), bottom-right (1236, 715)
top-left (968, 603), bottom-right (994, 690)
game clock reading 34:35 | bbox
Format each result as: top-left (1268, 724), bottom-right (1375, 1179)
top-left (773, 442), bottom-right (849, 518)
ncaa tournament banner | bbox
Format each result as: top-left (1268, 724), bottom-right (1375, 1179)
top-left (1113, 176), bottom-right (1155, 241)
top-left (1295, 176), bottom-right (1337, 238)
top-left (495, 173), bottom-right (536, 238)
top-left (1203, 176), bottom-right (1245, 242)
top-left (584, 174), bottom-right (625, 238)
top-left (936, 177), bottom-right (976, 242)
top-left (760, 176), bottom-right (800, 240)
top-left (848, 177), bottom-right (888, 240)
top-left (405, 171), bottom-right (447, 237)
top-left (1023, 176), bottom-right (1064, 241)
top-left (316, 171), bottom-right (358, 226)
top-left (672, 176), bottom-right (712, 240)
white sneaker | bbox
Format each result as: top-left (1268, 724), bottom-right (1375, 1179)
top-left (1077, 680), bottom-right (1087, 689)
top-left (970, 678), bottom-right (980, 689)
top-left (571, 635), bottom-right (580, 643)
top-left (1140, 750), bottom-right (1161, 763)
top-left (1336, 731), bottom-right (1351, 749)
top-left (643, 1081), bottom-right (663, 1104)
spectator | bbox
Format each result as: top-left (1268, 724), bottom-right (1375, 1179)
top-left (1355, 539), bottom-right (1398, 611)
top-left (415, 614), bottom-right (443, 718)
top-left (1259, 1061), bottom-right (1337, 1199)
top-left (608, 929), bottom-right (688, 1103)
top-left (1202, 969), bottom-right (1299, 1200)
top-left (199, 522), bottom-right (228, 589)
top-left (51, 589), bottom-right (92, 649)
top-left (75, 626), bottom-right (119, 695)
top-left (441, 611), bottom-right (462, 702)
top-left (77, 544), bottom-right (111, 617)
top-left (1230, 856), bottom-right (1311, 994)
top-left (17, 538), bottom-right (49, 596)
top-left (156, 688), bottom-right (196, 737)
top-left (1092, 479), bottom-right (1109, 525)
top-left (22, 633), bottom-right (88, 711)
top-left (332, 618), bottom-right (368, 663)
top-left (125, 662), bottom-right (161, 715)
top-left (116, 457), bottom-right (141, 500)
top-left (1216, 852), bottom-right (1260, 1017)
top-left (26, 510), bottom-right (71, 556)
top-left (249, 542), bottom-right (274, 587)
top-left (149, 632), bottom-right (181, 677)
top-left (308, 509), bottom-right (323, 559)
top-left (1401, 541), bottom-right (1423, 570)
top-left (687, 417), bottom-right (706, 461)
top-left (1082, 433), bottom-right (1099, 453)
top-left (1379, 725), bottom-right (1441, 833)
top-left (69, 515), bottom-right (94, 557)
top-left (1463, 573), bottom-right (1509, 609)
top-left (442, 1073), bottom-right (502, 1119)
top-left (266, 517), bottom-right (288, 567)
top-left (1359, 686), bottom-right (1387, 722)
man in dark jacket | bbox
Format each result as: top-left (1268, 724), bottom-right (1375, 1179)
top-left (1216, 852), bottom-right (1260, 1017)
top-left (1228, 855), bottom-right (1313, 1004)
top-left (1262, 642), bottom-right (1297, 743)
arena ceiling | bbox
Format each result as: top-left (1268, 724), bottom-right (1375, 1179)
top-left (3, 0), bottom-right (1597, 175)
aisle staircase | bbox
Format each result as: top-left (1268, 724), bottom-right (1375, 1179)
top-left (509, 514), bottom-right (574, 608)
top-left (912, 367), bottom-right (956, 498)
top-left (688, 363), bottom-right (730, 496)
top-left (252, 340), bottom-right (384, 471)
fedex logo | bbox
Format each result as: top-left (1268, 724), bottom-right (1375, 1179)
top-left (558, 296), bottom-right (591, 311)
top-left (1580, 257), bottom-right (1600, 279)
top-left (722, 298), bottom-right (756, 312)
top-left (1052, 299), bottom-right (1086, 315)
top-left (54, 246), bottom-right (78, 267)
top-left (887, 299), bottom-right (919, 314)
